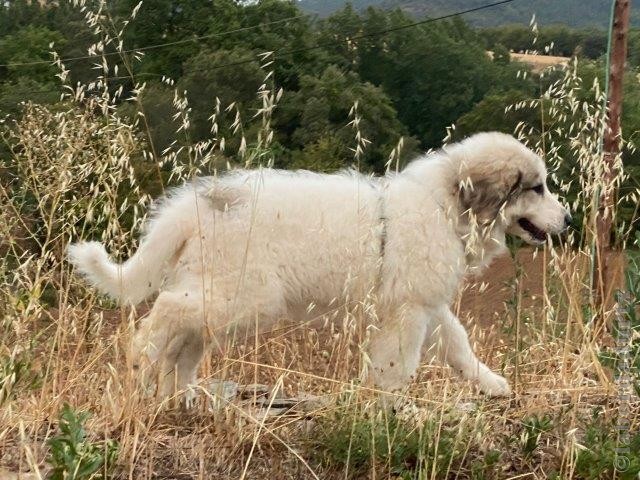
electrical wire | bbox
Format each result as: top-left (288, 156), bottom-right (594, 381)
top-left (0, 13), bottom-right (310, 68)
top-left (2, 0), bottom-right (520, 97)
top-left (126, 0), bottom-right (521, 77)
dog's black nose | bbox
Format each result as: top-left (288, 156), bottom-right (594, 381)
top-left (564, 212), bottom-right (572, 228)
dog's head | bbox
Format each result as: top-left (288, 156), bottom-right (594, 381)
top-left (453, 132), bottom-right (570, 244)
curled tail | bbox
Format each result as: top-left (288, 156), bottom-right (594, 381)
top-left (67, 189), bottom-right (198, 305)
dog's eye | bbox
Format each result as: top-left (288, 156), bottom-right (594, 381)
top-left (531, 184), bottom-right (544, 195)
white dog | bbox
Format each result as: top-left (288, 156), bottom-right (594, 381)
top-left (68, 132), bottom-right (570, 399)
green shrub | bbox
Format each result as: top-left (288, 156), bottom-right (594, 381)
top-left (575, 418), bottom-right (640, 480)
top-left (310, 406), bottom-right (467, 479)
top-left (47, 403), bottom-right (119, 480)
top-left (0, 352), bottom-right (40, 405)
top-left (520, 414), bottom-right (554, 457)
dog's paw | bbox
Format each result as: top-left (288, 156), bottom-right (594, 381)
top-left (478, 371), bottom-right (511, 397)
top-left (182, 386), bottom-right (197, 409)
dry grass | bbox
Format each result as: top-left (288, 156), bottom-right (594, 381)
top-left (1, 4), bottom-right (639, 480)
top-left (511, 53), bottom-right (570, 74)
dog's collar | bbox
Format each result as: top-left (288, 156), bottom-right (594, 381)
top-left (377, 180), bottom-right (389, 255)
top-left (376, 182), bottom-right (389, 292)
top-left (379, 211), bottom-right (388, 259)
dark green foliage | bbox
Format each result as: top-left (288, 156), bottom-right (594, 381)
top-left (0, 26), bottom-right (65, 83)
top-left (470, 449), bottom-right (502, 480)
top-left (179, 47), bottom-right (266, 142)
top-left (0, 24), bottom-right (67, 115)
top-left (574, 416), bottom-right (640, 480)
top-left (0, 352), bottom-right (41, 405)
top-left (300, 0), bottom-right (384, 18)
top-left (0, 77), bottom-right (60, 116)
top-left (454, 89), bottom-right (539, 139)
top-left (520, 414), bottom-right (554, 456)
top-left (492, 43), bottom-right (511, 66)
top-left (480, 24), bottom-right (608, 60)
top-left (0, 0), bottom-right (534, 171)
top-left (311, 409), bottom-right (466, 478)
top-left (315, 7), bottom-right (519, 148)
top-left (47, 404), bottom-right (119, 480)
top-left (279, 65), bottom-right (417, 171)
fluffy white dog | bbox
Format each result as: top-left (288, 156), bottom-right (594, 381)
top-left (68, 132), bottom-right (570, 399)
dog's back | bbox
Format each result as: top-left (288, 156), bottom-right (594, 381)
top-left (185, 169), bottom-right (386, 307)
top-left (69, 168), bottom-right (385, 309)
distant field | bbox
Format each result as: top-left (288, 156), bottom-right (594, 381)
top-left (486, 50), bottom-right (571, 73)
top-left (510, 52), bottom-right (571, 73)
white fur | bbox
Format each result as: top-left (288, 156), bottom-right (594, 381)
top-left (68, 132), bottom-right (569, 398)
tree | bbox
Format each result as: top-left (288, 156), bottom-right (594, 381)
top-left (454, 90), bottom-right (539, 140)
top-left (116, 0), bottom-right (241, 79)
top-left (492, 44), bottom-right (511, 66)
top-left (178, 47), bottom-right (266, 139)
top-left (227, 0), bottom-right (323, 91)
top-left (0, 26), bottom-right (65, 84)
top-left (0, 78), bottom-right (61, 117)
top-left (278, 65), bottom-right (417, 172)
top-left (319, 7), bottom-right (526, 148)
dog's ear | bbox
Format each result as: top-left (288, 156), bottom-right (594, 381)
top-left (458, 166), bottom-right (522, 224)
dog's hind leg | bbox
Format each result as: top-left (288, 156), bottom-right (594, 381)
top-left (427, 305), bottom-right (511, 396)
top-left (131, 290), bottom-right (207, 402)
top-left (158, 327), bottom-right (204, 404)
top-left (132, 274), bottom-right (287, 403)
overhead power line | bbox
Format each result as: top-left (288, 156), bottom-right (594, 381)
top-left (101, 0), bottom-right (522, 79)
top-left (1, 0), bottom-right (517, 70)
top-left (0, 13), bottom-right (310, 68)
top-left (7, 0), bottom-right (519, 97)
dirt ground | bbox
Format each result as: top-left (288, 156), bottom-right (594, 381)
top-left (459, 249), bottom-right (544, 324)
top-left (460, 247), bottom-right (626, 325)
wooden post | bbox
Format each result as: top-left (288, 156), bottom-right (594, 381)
top-left (595, 0), bottom-right (630, 313)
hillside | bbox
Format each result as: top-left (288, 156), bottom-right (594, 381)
top-left (298, 0), bottom-right (639, 28)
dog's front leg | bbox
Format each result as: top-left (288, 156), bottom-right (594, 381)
top-left (428, 305), bottom-right (511, 396)
top-left (370, 305), bottom-right (430, 394)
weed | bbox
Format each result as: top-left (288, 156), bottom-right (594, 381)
top-left (0, 352), bottom-right (40, 405)
top-left (311, 405), bottom-right (467, 479)
top-left (520, 414), bottom-right (554, 456)
top-left (621, 233), bottom-right (640, 396)
top-left (575, 417), bottom-right (640, 480)
top-left (470, 449), bottom-right (502, 480)
top-left (47, 403), bottom-right (119, 480)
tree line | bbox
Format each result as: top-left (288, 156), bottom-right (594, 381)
top-left (1, 0), bottom-right (639, 200)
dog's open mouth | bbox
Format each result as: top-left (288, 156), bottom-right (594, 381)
top-left (518, 218), bottom-right (547, 242)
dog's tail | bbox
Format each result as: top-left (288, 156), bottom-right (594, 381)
top-left (67, 189), bottom-right (197, 305)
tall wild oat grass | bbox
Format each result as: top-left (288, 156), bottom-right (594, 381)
top-left (0, 3), bottom-right (638, 479)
